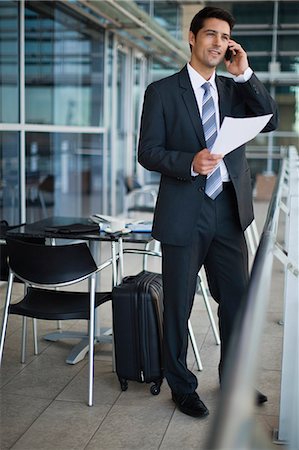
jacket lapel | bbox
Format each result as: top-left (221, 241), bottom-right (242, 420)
top-left (179, 67), bottom-right (231, 146)
top-left (179, 66), bottom-right (206, 148)
top-left (216, 76), bottom-right (230, 125)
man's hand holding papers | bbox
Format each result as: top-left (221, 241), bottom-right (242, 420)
top-left (207, 113), bottom-right (273, 178)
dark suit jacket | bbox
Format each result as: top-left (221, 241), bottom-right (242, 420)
top-left (138, 65), bottom-right (278, 246)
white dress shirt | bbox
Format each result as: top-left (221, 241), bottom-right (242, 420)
top-left (187, 63), bottom-right (253, 181)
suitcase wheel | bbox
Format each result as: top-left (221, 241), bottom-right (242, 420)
top-left (119, 377), bottom-right (128, 391)
top-left (150, 380), bottom-right (162, 396)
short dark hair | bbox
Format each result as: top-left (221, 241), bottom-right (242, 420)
top-left (190, 6), bottom-right (235, 37)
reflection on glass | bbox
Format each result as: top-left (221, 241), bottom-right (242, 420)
top-left (25, 2), bottom-right (104, 126)
top-left (106, 32), bottom-right (114, 214)
top-left (0, 1), bottom-right (19, 123)
top-left (133, 57), bottom-right (141, 174)
top-left (115, 49), bottom-right (128, 214)
top-left (236, 35), bottom-right (272, 53)
top-left (276, 85), bottom-right (299, 147)
top-left (280, 1), bottom-right (299, 23)
top-left (0, 132), bottom-right (20, 224)
top-left (153, 1), bottom-right (181, 40)
top-left (232, 2), bottom-right (273, 24)
top-left (25, 133), bottom-right (104, 221)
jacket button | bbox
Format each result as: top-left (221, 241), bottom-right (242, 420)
top-left (252, 84), bottom-right (260, 94)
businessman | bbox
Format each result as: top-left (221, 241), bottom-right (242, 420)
top-left (138, 6), bottom-right (278, 418)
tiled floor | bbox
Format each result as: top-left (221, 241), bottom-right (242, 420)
top-left (0, 201), bottom-right (286, 449)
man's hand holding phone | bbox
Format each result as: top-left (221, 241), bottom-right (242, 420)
top-left (224, 39), bottom-right (249, 77)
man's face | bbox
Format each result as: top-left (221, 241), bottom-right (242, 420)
top-left (189, 17), bottom-right (230, 69)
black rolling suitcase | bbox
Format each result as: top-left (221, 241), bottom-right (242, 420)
top-left (112, 270), bottom-right (164, 395)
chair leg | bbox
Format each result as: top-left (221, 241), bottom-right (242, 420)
top-left (188, 320), bottom-right (203, 371)
top-left (49, 239), bottom-right (61, 332)
top-left (0, 272), bottom-right (14, 365)
top-left (88, 275), bottom-right (96, 406)
top-left (245, 226), bottom-right (256, 256)
top-left (32, 318), bottom-right (38, 355)
top-left (198, 272), bottom-right (221, 345)
top-left (21, 316), bottom-right (27, 363)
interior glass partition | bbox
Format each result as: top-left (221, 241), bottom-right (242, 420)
top-left (0, 1), bottom-right (19, 124)
top-left (0, 1), bottom-right (107, 224)
top-left (25, 132), bottom-right (104, 221)
top-left (115, 47), bottom-right (129, 214)
top-left (0, 132), bottom-right (20, 223)
top-left (25, 1), bottom-right (105, 127)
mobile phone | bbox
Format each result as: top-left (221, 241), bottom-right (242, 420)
top-left (225, 48), bottom-right (232, 61)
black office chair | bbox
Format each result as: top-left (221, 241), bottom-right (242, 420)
top-left (0, 238), bottom-right (112, 406)
top-left (0, 220), bottom-right (46, 280)
top-left (1, 220), bottom-right (49, 357)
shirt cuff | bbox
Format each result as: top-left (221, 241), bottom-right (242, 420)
top-left (191, 165), bottom-right (199, 177)
top-left (234, 67), bottom-right (253, 83)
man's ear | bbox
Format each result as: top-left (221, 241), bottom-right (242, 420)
top-left (189, 30), bottom-right (195, 49)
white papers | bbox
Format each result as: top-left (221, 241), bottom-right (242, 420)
top-left (211, 114), bottom-right (273, 156)
top-left (90, 214), bottom-right (152, 233)
top-left (90, 214), bottom-right (132, 224)
top-left (127, 221), bottom-right (152, 233)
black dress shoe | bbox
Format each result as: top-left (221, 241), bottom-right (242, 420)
top-left (256, 390), bottom-right (268, 405)
top-left (172, 391), bottom-right (209, 418)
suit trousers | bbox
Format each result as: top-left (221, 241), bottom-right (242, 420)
top-left (161, 183), bottom-right (249, 394)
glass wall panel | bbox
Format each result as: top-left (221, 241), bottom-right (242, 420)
top-left (276, 85), bottom-right (299, 147)
top-left (0, 132), bottom-right (20, 224)
top-left (279, 55), bottom-right (299, 73)
top-left (246, 57), bottom-right (271, 72)
top-left (25, 132), bottom-right (104, 221)
top-left (232, 2), bottom-right (273, 24)
top-left (105, 32), bottom-right (114, 214)
top-left (0, 1), bottom-right (19, 123)
top-left (153, 2), bottom-right (181, 40)
top-left (278, 34), bottom-right (299, 52)
top-left (135, 1), bottom-right (151, 15)
top-left (136, 1), bottom-right (181, 39)
top-left (280, 1), bottom-right (299, 23)
top-left (25, 1), bottom-right (104, 126)
top-left (115, 49), bottom-right (128, 214)
top-left (132, 56), bottom-right (142, 174)
top-left (233, 35), bottom-right (272, 53)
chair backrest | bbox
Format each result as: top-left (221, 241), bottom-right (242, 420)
top-left (39, 174), bottom-right (54, 193)
top-left (124, 176), bottom-right (141, 193)
top-left (6, 238), bottom-right (97, 285)
top-left (0, 221), bottom-right (45, 281)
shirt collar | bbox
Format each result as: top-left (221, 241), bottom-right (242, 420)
top-left (187, 62), bottom-right (217, 92)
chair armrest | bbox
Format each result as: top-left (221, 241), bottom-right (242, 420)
top-left (95, 256), bottom-right (117, 274)
top-left (123, 248), bottom-right (161, 258)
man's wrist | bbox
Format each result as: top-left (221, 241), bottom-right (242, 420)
top-left (234, 67), bottom-right (253, 83)
top-left (191, 165), bottom-right (199, 177)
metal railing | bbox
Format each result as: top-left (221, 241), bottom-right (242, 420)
top-left (206, 146), bottom-right (299, 450)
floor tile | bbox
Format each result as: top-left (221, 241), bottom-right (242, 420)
top-left (0, 393), bottom-right (51, 450)
top-left (57, 360), bottom-right (121, 405)
top-left (85, 403), bottom-right (173, 450)
top-left (2, 344), bottom-right (84, 400)
top-left (10, 400), bottom-right (110, 450)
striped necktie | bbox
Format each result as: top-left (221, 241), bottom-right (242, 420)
top-left (201, 82), bottom-right (223, 199)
